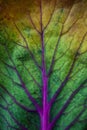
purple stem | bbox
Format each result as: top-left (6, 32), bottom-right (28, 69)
top-left (41, 31), bottom-right (49, 130)
top-left (39, 1), bottom-right (50, 129)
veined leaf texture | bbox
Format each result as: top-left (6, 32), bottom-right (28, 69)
top-left (0, 0), bottom-right (87, 130)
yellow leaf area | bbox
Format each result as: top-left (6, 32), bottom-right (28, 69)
top-left (0, 0), bottom-right (87, 53)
